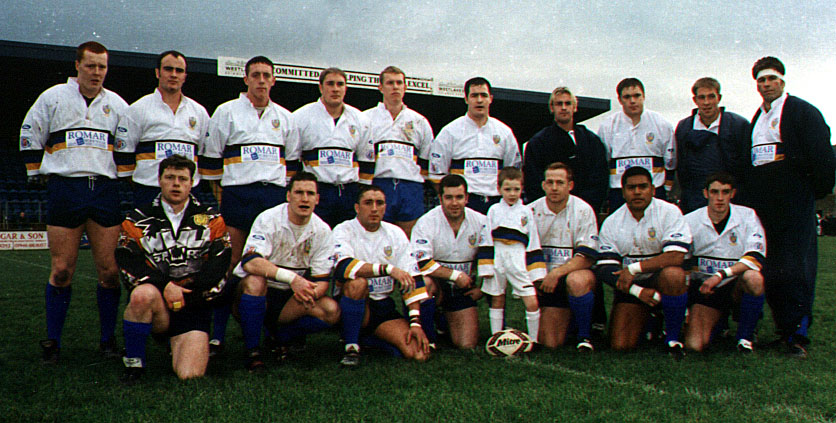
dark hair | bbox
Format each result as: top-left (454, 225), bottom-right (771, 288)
top-left (157, 50), bottom-right (186, 69)
top-left (356, 184), bottom-right (385, 203)
top-left (76, 41), bottom-right (107, 62)
top-left (288, 171), bottom-right (318, 192)
top-left (246, 56), bottom-right (274, 76)
top-left (752, 56), bottom-right (785, 79)
top-left (616, 78), bottom-right (644, 97)
top-left (545, 162), bottom-right (574, 182)
top-left (379, 66), bottom-right (405, 84)
top-left (497, 167), bottom-right (522, 188)
top-left (319, 67), bottom-right (347, 85)
top-left (704, 171), bottom-right (736, 190)
top-left (464, 77), bottom-right (491, 97)
top-left (691, 77), bottom-right (721, 96)
top-left (439, 174), bottom-right (468, 196)
top-left (158, 154), bottom-right (196, 178)
top-left (620, 166), bottom-right (652, 187)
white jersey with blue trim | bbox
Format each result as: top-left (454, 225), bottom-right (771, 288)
top-left (684, 204), bottom-right (766, 282)
top-left (115, 89), bottom-right (209, 186)
top-left (20, 77), bottom-right (128, 177)
top-left (203, 93), bottom-right (299, 186)
top-left (429, 115), bottom-right (521, 197)
top-left (529, 195), bottom-right (599, 271)
top-left (597, 109), bottom-right (675, 189)
top-left (597, 198), bottom-right (691, 280)
top-left (293, 100), bottom-right (371, 185)
top-left (410, 205), bottom-right (488, 276)
top-left (751, 92), bottom-right (787, 167)
top-left (361, 102), bottom-right (434, 183)
top-left (233, 203), bottom-right (333, 290)
top-left (332, 218), bottom-right (423, 302)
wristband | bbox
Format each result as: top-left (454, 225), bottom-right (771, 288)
top-left (449, 270), bottom-right (463, 282)
top-left (713, 271), bottom-right (724, 280)
top-left (628, 284), bottom-right (644, 298)
top-left (722, 267), bottom-right (734, 278)
top-left (372, 264), bottom-right (394, 276)
top-left (410, 322), bottom-right (421, 328)
top-left (627, 262), bottom-right (642, 276)
top-left (409, 309), bottom-right (420, 318)
top-left (274, 267), bottom-right (297, 283)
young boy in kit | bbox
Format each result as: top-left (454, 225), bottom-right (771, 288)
top-left (480, 167), bottom-right (546, 342)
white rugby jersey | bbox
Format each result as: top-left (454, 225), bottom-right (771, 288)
top-left (361, 102), bottom-right (434, 183)
top-left (293, 100), bottom-right (371, 185)
top-left (529, 195), bottom-right (599, 271)
top-left (20, 78), bottom-right (128, 177)
top-left (597, 109), bottom-right (675, 189)
top-left (684, 204), bottom-right (766, 283)
top-left (233, 203), bottom-right (333, 290)
top-left (751, 92), bottom-right (787, 167)
top-left (484, 200), bottom-right (547, 281)
top-left (598, 198), bottom-right (691, 280)
top-left (429, 115), bottom-right (522, 197)
top-left (202, 94), bottom-right (299, 186)
top-left (410, 206), bottom-right (490, 279)
top-left (332, 218), bottom-right (427, 305)
top-left (115, 89), bottom-right (210, 186)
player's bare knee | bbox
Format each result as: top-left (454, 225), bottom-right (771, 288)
top-left (174, 366), bottom-right (206, 380)
top-left (658, 266), bottom-right (687, 295)
top-left (610, 336), bottom-right (636, 351)
top-left (741, 270), bottom-right (764, 295)
top-left (685, 336), bottom-right (706, 352)
top-left (566, 270), bottom-right (594, 296)
top-left (128, 285), bottom-right (158, 311)
top-left (51, 267), bottom-right (74, 287)
top-left (319, 298), bottom-right (341, 325)
top-left (241, 275), bottom-right (267, 296)
top-left (343, 278), bottom-right (369, 300)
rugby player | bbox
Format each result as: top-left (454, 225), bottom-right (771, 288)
top-left (597, 78), bottom-right (675, 211)
top-left (20, 41), bottom-right (129, 363)
top-left (682, 172), bottom-right (765, 353)
top-left (529, 163), bottom-right (599, 351)
top-left (523, 87), bottom-right (608, 211)
top-left (735, 57), bottom-right (835, 358)
top-left (202, 56), bottom-right (300, 354)
top-left (429, 77), bottom-right (522, 214)
top-left (411, 175), bottom-right (488, 349)
top-left (292, 67), bottom-right (371, 228)
top-left (117, 155), bottom-right (231, 383)
top-left (333, 185), bottom-right (431, 367)
top-left (674, 78), bottom-right (750, 214)
top-left (596, 167), bottom-right (691, 358)
top-left (115, 50), bottom-right (210, 207)
top-left (362, 66), bottom-right (434, 237)
top-left (233, 172), bottom-right (338, 371)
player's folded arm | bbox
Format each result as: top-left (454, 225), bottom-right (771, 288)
top-left (186, 237), bottom-right (232, 303)
top-left (115, 240), bottom-right (168, 294)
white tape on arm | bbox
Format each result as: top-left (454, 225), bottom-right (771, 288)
top-left (274, 267), bottom-right (297, 283)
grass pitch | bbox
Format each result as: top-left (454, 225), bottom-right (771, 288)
top-left (2, 239), bottom-right (836, 422)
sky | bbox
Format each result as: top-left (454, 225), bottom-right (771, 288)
top-left (3, 0), bottom-right (834, 136)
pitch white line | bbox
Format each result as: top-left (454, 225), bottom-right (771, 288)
top-left (520, 359), bottom-right (832, 422)
top-left (0, 253), bottom-right (98, 282)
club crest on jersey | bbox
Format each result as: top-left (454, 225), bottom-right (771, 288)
top-left (493, 135), bottom-right (501, 145)
top-left (468, 233), bottom-right (478, 246)
top-left (647, 227), bottom-right (656, 239)
top-left (189, 117), bottom-right (197, 129)
top-left (272, 119), bottom-right (280, 129)
top-left (349, 125), bottom-right (357, 138)
top-left (729, 232), bottom-right (737, 245)
top-left (304, 239), bottom-right (312, 255)
top-left (193, 214), bottom-right (209, 226)
top-left (771, 118), bottom-right (779, 129)
top-left (402, 121), bottom-right (414, 141)
top-left (116, 138), bottom-right (125, 150)
top-left (383, 245), bottom-right (393, 259)
top-left (646, 132), bottom-right (655, 143)
top-left (102, 104), bottom-right (111, 115)
top-left (20, 137), bottom-right (30, 148)
top-left (521, 216), bottom-right (528, 226)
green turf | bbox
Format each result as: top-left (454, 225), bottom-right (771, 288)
top-left (2, 240), bottom-right (836, 422)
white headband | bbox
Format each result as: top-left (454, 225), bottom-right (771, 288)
top-left (756, 68), bottom-right (784, 81)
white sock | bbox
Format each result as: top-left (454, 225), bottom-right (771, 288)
top-left (489, 308), bottom-right (505, 334)
top-left (526, 309), bottom-right (541, 342)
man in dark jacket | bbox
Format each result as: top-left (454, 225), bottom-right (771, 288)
top-left (117, 155), bottom-right (231, 382)
top-left (738, 56), bottom-right (834, 358)
top-left (523, 87), bottom-right (608, 213)
top-left (674, 77), bottom-right (750, 214)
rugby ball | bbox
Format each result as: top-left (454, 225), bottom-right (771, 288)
top-left (485, 328), bottom-right (533, 357)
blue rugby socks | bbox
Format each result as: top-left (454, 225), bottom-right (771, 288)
top-left (736, 293), bottom-right (764, 342)
top-left (419, 298), bottom-right (438, 343)
top-left (661, 293), bottom-right (688, 344)
top-left (239, 294), bottom-right (266, 350)
top-left (96, 284), bottom-right (120, 344)
top-left (211, 303), bottom-right (232, 343)
top-left (123, 320), bottom-right (151, 365)
top-left (45, 284), bottom-right (71, 346)
top-left (569, 292), bottom-right (594, 341)
top-left (340, 296), bottom-right (365, 349)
